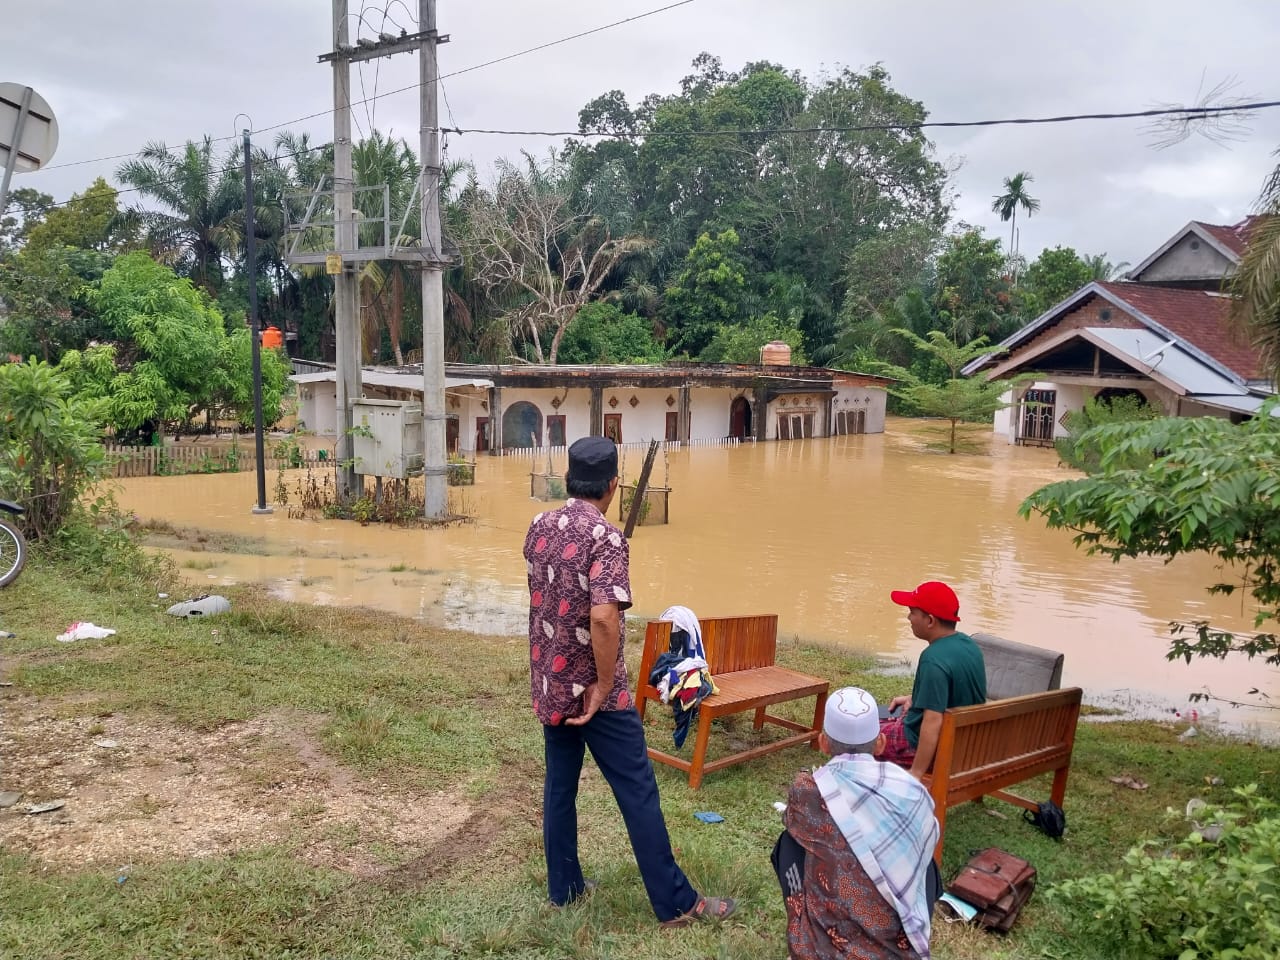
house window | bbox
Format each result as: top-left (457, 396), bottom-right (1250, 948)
top-left (778, 413), bottom-right (812, 440)
top-left (835, 410), bottom-right (866, 436)
top-left (1020, 390), bottom-right (1057, 445)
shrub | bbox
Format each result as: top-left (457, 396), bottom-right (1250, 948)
top-left (0, 359), bottom-right (108, 539)
top-left (1055, 392), bottom-right (1159, 473)
top-left (1052, 786), bottom-right (1280, 959)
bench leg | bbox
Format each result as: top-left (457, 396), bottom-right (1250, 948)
top-left (753, 706), bottom-right (766, 730)
top-left (1050, 763), bottom-right (1070, 808)
top-left (688, 712), bottom-right (714, 790)
top-left (635, 689), bottom-right (649, 722)
top-left (810, 688), bottom-right (828, 751)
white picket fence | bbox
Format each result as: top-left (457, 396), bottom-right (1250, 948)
top-left (499, 437), bottom-right (740, 458)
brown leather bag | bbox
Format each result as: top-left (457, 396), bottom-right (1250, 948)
top-left (946, 848), bottom-right (1036, 933)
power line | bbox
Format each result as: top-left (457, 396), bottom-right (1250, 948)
top-left (37, 0), bottom-right (695, 175)
top-left (251, 0), bottom-right (698, 137)
top-left (442, 99), bottom-right (1280, 140)
top-left (30, 96), bottom-right (1280, 214)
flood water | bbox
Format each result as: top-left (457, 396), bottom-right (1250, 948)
top-left (112, 419), bottom-right (1280, 739)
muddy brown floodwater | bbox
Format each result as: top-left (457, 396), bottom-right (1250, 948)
top-left (112, 419), bottom-right (1279, 739)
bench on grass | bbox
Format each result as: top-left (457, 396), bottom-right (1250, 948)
top-left (924, 686), bottom-right (1083, 863)
top-left (635, 614), bottom-right (829, 789)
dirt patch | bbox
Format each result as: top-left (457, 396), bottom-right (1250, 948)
top-left (0, 693), bottom-right (472, 878)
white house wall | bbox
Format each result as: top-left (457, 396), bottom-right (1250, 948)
top-left (832, 383), bottom-right (886, 434)
top-left (689, 386), bottom-right (745, 439)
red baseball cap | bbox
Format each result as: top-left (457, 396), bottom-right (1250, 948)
top-left (890, 581), bottom-right (961, 622)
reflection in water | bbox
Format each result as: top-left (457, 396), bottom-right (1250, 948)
top-left (113, 419), bottom-right (1279, 738)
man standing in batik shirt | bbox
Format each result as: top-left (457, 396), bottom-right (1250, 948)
top-left (524, 436), bottom-right (736, 928)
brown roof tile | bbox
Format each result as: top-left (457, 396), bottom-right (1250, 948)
top-left (1193, 216), bottom-right (1263, 257)
top-left (1096, 281), bottom-right (1262, 380)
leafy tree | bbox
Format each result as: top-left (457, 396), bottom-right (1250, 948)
top-left (933, 228), bottom-right (1014, 344)
top-left (84, 252), bottom-right (285, 437)
top-left (0, 187), bottom-right (54, 254)
top-left (116, 137), bottom-right (243, 293)
top-left (700, 311), bottom-right (806, 365)
top-left (662, 229), bottom-right (750, 356)
top-left (878, 330), bottom-right (1018, 453)
top-left (23, 178), bottom-right (134, 253)
top-left (1022, 246), bottom-right (1094, 315)
top-left (991, 171), bottom-right (1040, 259)
top-left (556, 302), bottom-right (665, 364)
top-left (1021, 408), bottom-right (1280, 672)
top-left (0, 245), bottom-right (113, 361)
top-left (0, 358), bottom-right (107, 540)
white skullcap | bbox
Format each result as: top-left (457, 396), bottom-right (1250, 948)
top-left (824, 687), bottom-right (880, 746)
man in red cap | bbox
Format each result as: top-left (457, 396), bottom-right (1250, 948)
top-left (878, 581), bottom-right (986, 779)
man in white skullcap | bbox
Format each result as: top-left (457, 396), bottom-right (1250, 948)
top-left (772, 687), bottom-right (941, 960)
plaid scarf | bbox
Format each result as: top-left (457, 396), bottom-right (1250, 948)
top-left (813, 754), bottom-right (939, 959)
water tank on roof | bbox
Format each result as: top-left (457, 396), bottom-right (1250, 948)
top-left (760, 340), bottom-right (792, 366)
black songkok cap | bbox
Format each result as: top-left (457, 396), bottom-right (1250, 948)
top-left (567, 436), bottom-right (618, 484)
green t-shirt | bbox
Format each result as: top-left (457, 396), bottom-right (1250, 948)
top-left (904, 631), bottom-right (987, 747)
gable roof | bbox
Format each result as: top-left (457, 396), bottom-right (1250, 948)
top-left (962, 281), bottom-right (1267, 385)
top-left (1093, 282), bottom-right (1263, 381)
top-left (1196, 217), bottom-right (1259, 257)
top-left (1125, 219), bottom-right (1245, 280)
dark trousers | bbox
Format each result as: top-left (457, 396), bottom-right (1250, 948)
top-left (543, 707), bottom-right (699, 922)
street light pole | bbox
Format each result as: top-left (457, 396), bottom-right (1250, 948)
top-left (243, 128), bottom-right (272, 515)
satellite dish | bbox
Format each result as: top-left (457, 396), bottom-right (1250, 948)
top-left (0, 83), bottom-right (59, 174)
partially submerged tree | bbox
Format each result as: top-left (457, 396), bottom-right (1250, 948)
top-left (1021, 409), bottom-right (1280, 675)
top-left (877, 330), bottom-right (1018, 453)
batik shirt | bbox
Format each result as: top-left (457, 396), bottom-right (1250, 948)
top-left (783, 771), bottom-right (919, 960)
top-left (524, 498), bottom-right (633, 726)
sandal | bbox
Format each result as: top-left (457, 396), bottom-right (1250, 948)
top-left (659, 895), bottom-right (737, 928)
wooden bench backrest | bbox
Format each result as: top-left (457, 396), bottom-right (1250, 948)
top-left (640, 615), bottom-right (779, 689)
top-left (930, 687), bottom-right (1083, 803)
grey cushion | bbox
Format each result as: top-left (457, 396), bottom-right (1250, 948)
top-left (970, 632), bottom-right (1064, 701)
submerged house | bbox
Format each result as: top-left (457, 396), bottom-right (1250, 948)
top-left (292, 350), bottom-right (891, 455)
top-left (964, 217), bottom-right (1276, 444)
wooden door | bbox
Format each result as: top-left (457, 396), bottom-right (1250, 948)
top-left (603, 413), bottom-right (622, 444)
top-left (547, 415), bottom-right (566, 447)
top-left (474, 417), bottom-right (489, 453)
top-left (665, 411), bottom-right (679, 442)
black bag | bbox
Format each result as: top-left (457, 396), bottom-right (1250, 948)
top-left (1023, 800), bottom-right (1067, 840)
top-left (946, 848), bottom-right (1036, 933)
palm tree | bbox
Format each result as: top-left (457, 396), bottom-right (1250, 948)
top-left (991, 172), bottom-right (1041, 260)
top-left (1083, 253), bottom-right (1131, 282)
top-left (1232, 161), bottom-right (1280, 381)
top-left (116, 137), bottom-right (243, 294)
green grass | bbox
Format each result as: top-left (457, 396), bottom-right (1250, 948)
top-left (1, 552), bottom-right (1277, 959)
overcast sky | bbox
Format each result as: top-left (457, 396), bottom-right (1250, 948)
top-left (9, 0), bottom-right (1280, 266)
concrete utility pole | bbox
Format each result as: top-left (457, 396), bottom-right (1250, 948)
top-left (419, 0), bottom-right (448, 518)
top-left (332, 0), bottom-right (362, 500)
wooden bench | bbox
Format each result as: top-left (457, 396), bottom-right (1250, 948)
top-left (924, 686), bottom-right (1083, 863)
top-left (635, 614), bottom-right (829, 789)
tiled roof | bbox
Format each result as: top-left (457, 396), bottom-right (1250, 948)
top-left (1193, 216), bottom-right (1262, 257)
top-left (1096, 281), bottom-right (1263, 381)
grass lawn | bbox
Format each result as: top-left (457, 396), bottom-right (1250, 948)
top-left (1, 554), bottom-right (1277, 959)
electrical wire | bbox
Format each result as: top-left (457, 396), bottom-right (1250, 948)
top-left (442, 99), bottom-right (1280, 139)
top-left (39, 0), bottom-right (699, 172)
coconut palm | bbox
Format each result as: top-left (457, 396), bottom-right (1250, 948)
top-left (1232, 161), bottom-right (1280, 381)
top-left (991, 172), bottom-right (1041, 259)
top-left (116, 137), bottom-right (243, 293)
top-left (1083, 253), bottom-right (1131, 281)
